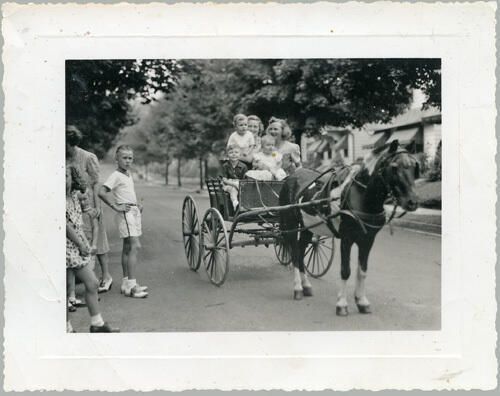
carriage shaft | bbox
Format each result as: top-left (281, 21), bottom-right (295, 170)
top-left (237, 197), bottom-right (334, 221)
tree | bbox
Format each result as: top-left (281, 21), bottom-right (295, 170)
top-left (241, 58), bottom-right (441, 137)
top-left (66, 59), bottom-right (182, 158)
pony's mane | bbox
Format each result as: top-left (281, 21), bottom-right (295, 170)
top-left (362, 145), bottom-right (390, 176)
top-left (361, 143), bottom-right (418, 177)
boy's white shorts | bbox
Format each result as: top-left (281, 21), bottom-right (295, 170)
top-left (116, 206), bottom-right (142, 238)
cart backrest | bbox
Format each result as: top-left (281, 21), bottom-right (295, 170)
top-left (206, 178), bottom-right (233, 220)
top-left (239, 179), bottom-right (285, 210)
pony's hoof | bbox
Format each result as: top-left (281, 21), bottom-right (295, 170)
top-left (354, 297), bottom-right (372, 314)
top-left (294, 290), bottom-right (303, 300)
top-left (356, 304), bottom-right (372, 314)
top-left (302, 286), bottom-right (313, 297)
top-left (336, 306), bottom-right (348, 316)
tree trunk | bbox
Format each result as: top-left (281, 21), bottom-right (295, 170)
top-left (165, 154), bottom-right (169, 185)
top-left (199, 156), bottom-right (204, 190)
top-left (145, 162), bottom-right (149, 181)
top-left (204, 158), bottom-right (209, 184)
top-left (177, 157), bottom-right (182, 187)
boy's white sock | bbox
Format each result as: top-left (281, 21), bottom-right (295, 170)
top-left (127, 279), bottom-right (137, 289)
top-left (90, 314), bottom-right (104, 327)
top-left (67, 320), bottom-right (74, 333)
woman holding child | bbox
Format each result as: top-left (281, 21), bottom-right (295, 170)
top-left (266, 117), bottom-right (301, 174)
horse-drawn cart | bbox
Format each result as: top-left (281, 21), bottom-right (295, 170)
top-left (181, 178), bottom-right (335, 286)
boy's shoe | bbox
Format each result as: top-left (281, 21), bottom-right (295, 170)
top-left (89, 322), bottom-right (120, 333)
top-left (98, 278), bottom-right (113, 293)
top-left (124, 285), bottom-right (148, 298)
top-left (120, 283), bottom-right (148, 294)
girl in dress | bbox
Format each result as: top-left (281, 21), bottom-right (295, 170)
top-left (66, 165), bottom-right (119, 333)
top-left (247, 115), bottom-right (264, 159)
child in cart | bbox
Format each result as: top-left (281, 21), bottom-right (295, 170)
top-left (221, 144), bottom-right (248, 210)
top-left (226, 114), bottom-right (255, 168)
top-left (246, 135), bottom-right (287, 181)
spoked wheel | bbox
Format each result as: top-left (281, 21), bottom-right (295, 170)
top-left (201, 208), bottom-right (230, 286)
top-left (182, 195), bottom-right (201, 271)
top-left (274, 238), bottom-right (292, 266)
top-left (304, 235), bottom-right (335, 278)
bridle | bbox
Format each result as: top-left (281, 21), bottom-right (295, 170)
top-left (343, 149), bottom-right (417, 233)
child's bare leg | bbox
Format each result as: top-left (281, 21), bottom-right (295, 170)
top-left (229, 187), bottom-right (239, 206)
top-left (75, 265), bottom-right (100, 317)
top-left (67, 269), bottom-right (76, 299)
top-left (97, 253), bottom-right (112, 281)
top-left (121, 239), bottom-right (130, 278)
top-left (126, 237), bottom-right (141, 281)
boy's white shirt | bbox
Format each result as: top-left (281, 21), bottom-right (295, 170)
top-left (227, 131), bottom-right (255, 156)
top-left (103, 170), bottom-right (138, 204)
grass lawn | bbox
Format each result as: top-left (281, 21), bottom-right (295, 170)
top-left (415, 180), bottom-right (441, 209)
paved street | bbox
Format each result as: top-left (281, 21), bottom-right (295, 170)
top-left (70, 177), bottom-right (441, 332)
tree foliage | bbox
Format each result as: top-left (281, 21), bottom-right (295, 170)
top-left (241, 59), bottom-right (441, 133)
top-left (66, 59), bottom-right (182, 158)
top-left (73, 58), bottom-right (441, 163)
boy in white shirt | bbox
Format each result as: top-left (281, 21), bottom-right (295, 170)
top-left (99, 145), bottom-right (148, 298)
top-left (226, 114), bottom-right (255, 166)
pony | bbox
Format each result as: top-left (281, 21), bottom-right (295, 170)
top-left (279, 140), bottom-right (420, 316)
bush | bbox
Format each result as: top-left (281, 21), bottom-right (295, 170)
top-left (427, 141), bottom-right (442, 181)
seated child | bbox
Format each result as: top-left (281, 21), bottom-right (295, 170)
top-left (221, 145), bottom-right (248, 209)
top-left (246, 135), bottom-right (287, 181)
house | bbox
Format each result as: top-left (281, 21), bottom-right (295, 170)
top-left (301, 106), bottom-right (442, 169)
top-left (352, 107), bottom-right (442, 165)
top-left (301, 126), bottom-right (354, 168)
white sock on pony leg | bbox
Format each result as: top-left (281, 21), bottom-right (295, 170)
top-left (300, 271), bottom-right (312, 288)
top-left (293, 268), bottom-right (302, 291)
top-left (337, 279), bottom-right (348, 307)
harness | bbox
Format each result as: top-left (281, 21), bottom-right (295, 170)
top-left (294, 149), bottom-right (414, 236)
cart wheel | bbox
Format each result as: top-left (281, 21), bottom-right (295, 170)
top-left (304, 235), bottom-right (334, 278)
top-left (274, 238), bottom-right (292, 266)
top-left (201, 208), bottom-right (229, 286)
top-left (182, 195), bottom-right (201, 271)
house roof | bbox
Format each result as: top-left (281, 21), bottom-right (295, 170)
top-left (365, 107), bottom-right (441, 133)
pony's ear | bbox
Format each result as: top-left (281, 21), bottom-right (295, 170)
top-left (388, 140), bottom-right (399, 153)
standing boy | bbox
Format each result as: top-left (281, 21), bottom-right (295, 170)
top-left (99, 145), bottom-right (148, 298)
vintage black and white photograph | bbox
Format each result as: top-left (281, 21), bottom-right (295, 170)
top-left (3, 1), bottom-right (497, 391)
top-left (65, 58), bottom-right (442, 333)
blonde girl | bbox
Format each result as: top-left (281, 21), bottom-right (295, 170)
top-left (247, 115), bottom-right (265, 155)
